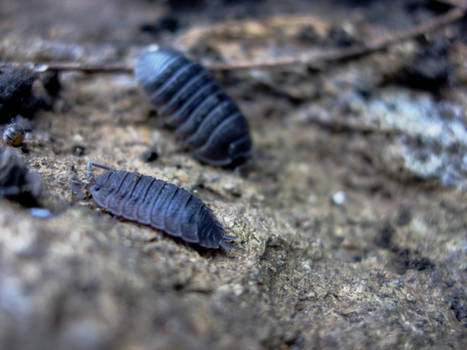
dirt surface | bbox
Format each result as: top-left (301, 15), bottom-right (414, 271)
top-left (1, 0), bottom-right (466, 349)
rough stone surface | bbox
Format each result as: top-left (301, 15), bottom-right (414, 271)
top-left (0, 0), bottom-right (466, 349)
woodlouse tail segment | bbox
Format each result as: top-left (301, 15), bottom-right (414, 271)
top-left (229, 135), bottom-right (252, 159)
top-left (86, 162), bottom-right (114, 184)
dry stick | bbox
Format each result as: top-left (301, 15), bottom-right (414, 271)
top-left (207, 7), bottom-right (466, 71)
top-left (0, 7), bottom-right (464, 74)
top-left (0, 61), bottom-right (134, 74)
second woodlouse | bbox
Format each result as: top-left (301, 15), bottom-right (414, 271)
top-left (87, 162), bottom-right (237, 250)
top-left (134, 45), bottom-right (252, 167)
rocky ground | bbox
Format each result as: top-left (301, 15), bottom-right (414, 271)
top-left (0, 0), bottom-right (466, 349)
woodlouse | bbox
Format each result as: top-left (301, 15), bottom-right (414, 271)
top-left (0, 145), bottom-right (41, 199)
top-left (134, 45), bottom-right (252, 167)
top-left (87, 162), bottom-right (237, 250)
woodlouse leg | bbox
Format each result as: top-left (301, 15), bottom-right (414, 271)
top-left (219, 240), bottom-right (236, 251)
top-left (86, 162), bottom-right (114, 183)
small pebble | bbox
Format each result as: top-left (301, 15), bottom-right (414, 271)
top-left (308, 194), bottom-right (317, 205)
top-left (29, 207), bottom-right (52, 218)
top-left (140, 148), bottom-right (159, 162)
top-left (72, 145), bottom-right (85, 156)
top-left (223, 181), bottom-right (242, 197)
top-left (332, 191), bottom-right (346, 205)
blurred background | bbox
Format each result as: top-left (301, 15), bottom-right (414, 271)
top-left (0, 1), bottom-right (466, 349)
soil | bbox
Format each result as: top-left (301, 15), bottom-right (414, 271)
top-left (0, 0), bottom-right (466, 349)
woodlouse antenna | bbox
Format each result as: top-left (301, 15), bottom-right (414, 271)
top-left (86, 162), bottom-right (114, 183)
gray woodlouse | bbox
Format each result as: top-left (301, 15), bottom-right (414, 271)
top-left (0, 145), bottom-right (41, 199)
top-left (87, 162), bottom-right (237, 250)
top-left (134, 45), bottom-right (252, 167)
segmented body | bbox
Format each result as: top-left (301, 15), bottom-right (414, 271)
top-left (134, 46), bottom-right (252, 166)
top-left (87, 162), bottom-right (235, 250)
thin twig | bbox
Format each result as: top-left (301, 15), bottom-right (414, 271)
top-left (207, 7), bottom-right (466, 70)
top-left (0, 61), bottom-right (133, 74)
top-left (0, 7), bottom-right (464, 74)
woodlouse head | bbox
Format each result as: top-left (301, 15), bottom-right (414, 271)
top-left (134, 46), bottom-right (180, 89)
top-left (86, 162), bottom-right (114, 184)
